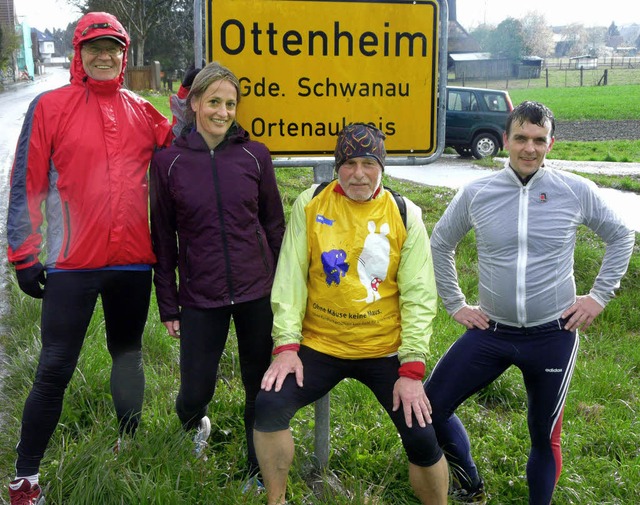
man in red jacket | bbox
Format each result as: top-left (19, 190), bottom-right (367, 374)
top-left (6, 12), bottom-right (178, 505)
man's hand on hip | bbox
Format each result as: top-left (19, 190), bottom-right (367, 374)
top-left (562, 295), bottom-right (604, 332)
top-left (453, 305), bottom-right (490, 330)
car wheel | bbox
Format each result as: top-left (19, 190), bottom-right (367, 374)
top-left (454, 147), bottom-right (473, 158)
top-left (471, 133), bottom-right (500, 159)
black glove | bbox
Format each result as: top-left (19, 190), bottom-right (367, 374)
top-left (181, 65), bottom-right (201, 88)
top-left (16, 262), bottom-right (46, 299)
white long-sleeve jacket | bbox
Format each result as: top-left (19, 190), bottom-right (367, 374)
top-left (430, 165), bottom-right (635, 327)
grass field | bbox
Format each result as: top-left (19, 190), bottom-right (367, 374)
top-left (1, 168), bottom-right (638, 504)
top-left (1, 82), bottom-right (639, 504)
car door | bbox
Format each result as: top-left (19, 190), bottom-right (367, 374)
top-left (445, 88), bottom-right (480, 143)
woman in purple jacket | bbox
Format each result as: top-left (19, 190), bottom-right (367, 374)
top-left (150, 62), bottom-right (285, 486)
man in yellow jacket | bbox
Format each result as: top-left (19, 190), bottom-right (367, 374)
top-left (253, 123), bottom-right (448, 505)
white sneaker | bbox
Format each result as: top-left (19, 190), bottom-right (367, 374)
top-left (193, 416), bottom-right (211, 459)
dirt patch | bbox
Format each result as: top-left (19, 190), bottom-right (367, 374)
top-left (555, 120), bottom-right (640, 142)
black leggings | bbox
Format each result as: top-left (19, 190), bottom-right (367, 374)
top-left (254, 345), bottom-right (443, 467)
top-left (16, 270), bottom-right (151, 476)
top-left (176, 296), bottom-right (273, 475)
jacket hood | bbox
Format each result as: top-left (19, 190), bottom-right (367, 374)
top-left (71, 12), bottom-right (130, 87)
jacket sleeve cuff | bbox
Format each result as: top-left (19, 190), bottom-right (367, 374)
top-left (398, 361), bottom-right (426, 380)
top-left (273, 343), bottom-right (300, 355)
top-left (13, 255), bottom-right (39, 270)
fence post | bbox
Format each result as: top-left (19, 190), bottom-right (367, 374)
top-left (151, 61), bottom-right (162, 90)
top-left (312, 160), bottom-right (333, 469)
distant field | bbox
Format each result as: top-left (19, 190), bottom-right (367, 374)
top-left (507, 85), bottom-right (640, 121)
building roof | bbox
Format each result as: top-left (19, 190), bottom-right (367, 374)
top-left (32, 28), bottom-right (55, 42)
top-left (449, 52), bottom-right (496, 61)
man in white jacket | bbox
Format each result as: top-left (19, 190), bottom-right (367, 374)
top-left (425, 101), bottom-right (635, 505)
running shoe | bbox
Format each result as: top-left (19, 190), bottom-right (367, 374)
top-left (8, 478), bottom-right (45, 505)
top-left (241, 475), bottom-right (265, 494)
top-left (450, 477), bottom-right (487, 504)
top-left (193, 415), bottom-right (211, 459)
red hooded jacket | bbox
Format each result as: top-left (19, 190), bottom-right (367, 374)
top-left (7, 12), bottom-right (173, 270)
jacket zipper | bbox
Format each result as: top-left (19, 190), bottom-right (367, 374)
top-left (256, 227), bottom-right (270, 273)
top-left (211, 149), bottom-right (235, 303)
top-left (185, 242), bottom-right (191, 282)
top-left (516, 185), bottom-right (529, 325)
top-left (63, 202), bottom-right (72, 258)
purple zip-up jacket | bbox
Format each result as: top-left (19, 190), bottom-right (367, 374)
top-left (150, 126), bottom-right (285, 321)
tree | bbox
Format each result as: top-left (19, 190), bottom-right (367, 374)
top-left (584, 27), bottom-right (606, 56)
top-left (468, 24), bottom-right (494, 52)
top-left (68, 0), bottom-right (176, 66)
top-left (606, 22), bottom-right (621, 38)
top-left (488, 18), bottom-right (525, 60)
top-left (557, 24), bottom-right (588, 57)
top-left (144, 0), bottom-right (194, 77)
top-left (605, 21), bottom-right (624, 49)
top-left (520, 12), bottom-right (554, 58)
top-left (1, 23), bottom-right (21, 71)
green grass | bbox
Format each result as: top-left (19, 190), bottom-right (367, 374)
top-left (1, 169), bottom-right (638, 505)
top-left (507, 85), bottom-right (640, 121)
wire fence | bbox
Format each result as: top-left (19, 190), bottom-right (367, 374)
top-left (450, 62), bottom-right (640, 90)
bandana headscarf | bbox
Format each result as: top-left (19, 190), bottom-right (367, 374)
top-left (334, 123), bottom-right (386, 170)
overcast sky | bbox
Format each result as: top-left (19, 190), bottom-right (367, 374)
top-left (455, 0), bottom-right (639, 30)
top-left (14, 0), bottom-right (640, 33)
top-left (15, 0), bottom-right (81, 32)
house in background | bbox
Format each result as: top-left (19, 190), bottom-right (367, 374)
top-left (32, 28), bottom-right (55, 64)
